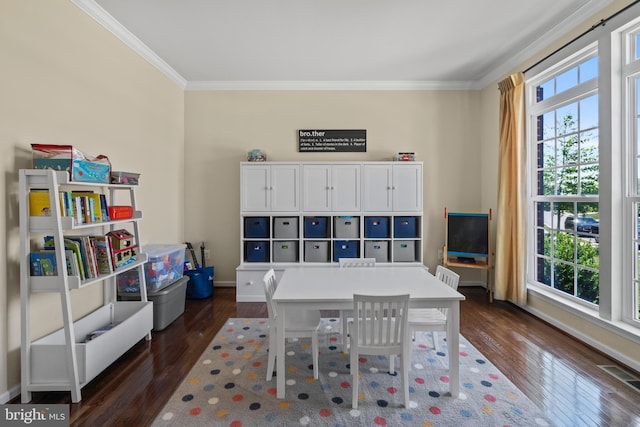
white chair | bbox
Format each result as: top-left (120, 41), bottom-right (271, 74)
top-left (338, 258), bottom-right (376, 349)
top-left (350, 293), bottom-right (411, 409)
top-left (263, 269), bottom-right (321, 381)
top-left (408, 265), bottom-right (460, 351)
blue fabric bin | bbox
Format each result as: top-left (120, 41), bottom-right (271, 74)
top-left (333, 240), bottom-right (359, 261)
top-left (245, 241), bottom-right (269, 262)
top-left (304, 217), bottom-right (328, 238)
top-left (245, 217), bottom-right (269, 238)
top-left (365, 217), bottom-right (390, 238)
top-left (394, 216), bottom-right (417, 238)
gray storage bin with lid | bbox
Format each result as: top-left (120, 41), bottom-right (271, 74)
top-left (119, 276), bottom-right (188, 331)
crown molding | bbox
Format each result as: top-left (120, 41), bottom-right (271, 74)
top-left (185, 80), bottom-right (475, 91)
top-left (71, 0), bottom-right (187, 89)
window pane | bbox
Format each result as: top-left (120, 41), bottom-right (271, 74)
top-left (541, 111), bottom-right (555, 140)
top-left (580, 129), bottom-right (599, 165)
top-left (557, 67), bottom-right (578, 94)
top-left (557, 103), bottom-right (578, 136)
top-left (578, 268), bottom-right (599, 304)
top-left (580, 94), bottom-right (598, 129)
top-left (538, 79), bottom-right (555, 102)
top-left (541, 140), bottom-right (556, 168)
top-left (636, 33), bottom-right (640, 60)
top-left (580, 56), bottom-right (598, 83)
top-left (555, 261), bottom-right (575, 295)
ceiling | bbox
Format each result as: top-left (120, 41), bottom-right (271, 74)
top-left (74, 0), bottom-right (612, 90)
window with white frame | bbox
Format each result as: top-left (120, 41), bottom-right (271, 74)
top-left (624, 25), bottom-right (640, 324)
top-left (526, 5), bottom-right (640, 331)
top-left (527, 48), bottom-right (600, 306)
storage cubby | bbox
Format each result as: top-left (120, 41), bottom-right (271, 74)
top-left (304, 216), bottom-right (330, 238)
top-left (334, 216), bottom-right (359, 238)
top-left (365, 216), bottom-right (390, 238)
top-left (244, 216), bottom-right (270, 238)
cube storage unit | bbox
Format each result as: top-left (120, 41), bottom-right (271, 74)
top-left (394, 216), bottom-right (418, 238)
top-left (333, 240), bottom-right (359, 261)
top-left (304, 217), bottom-right (329, 238)
top-left (237, 162), bottom-right (424, 302)
top-left (117, 243), bottom-right (186, 293)
top-left (365, 217), bottom-right (390, 238)
top-left (334, 216), bottom-right (359, 238)
top-left (119, 276), bottom-right (188, 331)
top-left (273, 217), bottom-right (299, 238)
top-left (393, 240), bottom-right (416, 262)
top-left (245, 241), bottom-right (269, 262)
top-left (245, 217), bottom-right (269, 238)
top-left (304, 241), bottom-right (329, 262)
top-left (365, 241), bottom-right (389, 262)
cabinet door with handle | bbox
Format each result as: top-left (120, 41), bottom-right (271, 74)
top-left (302, 165), bottom-right (331, 211)
top-left (241, 164), bottom-right (299, 212)
top-left (362, 164), bottom-right (393, 211)
top-left (241, 164), bottom-right (271, 211)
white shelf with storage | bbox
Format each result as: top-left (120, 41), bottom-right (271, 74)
top-left (237, 161), bottom-right (423, 302)
top-left (19, 169), bottom-right (153, 403)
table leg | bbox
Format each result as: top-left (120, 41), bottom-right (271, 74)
top-left (448, 302), bottom-right (460, 397)
top-left (276, 305), bottom-right (286, 399)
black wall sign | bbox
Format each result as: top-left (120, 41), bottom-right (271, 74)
top-left (298, 129), bottom-right (366, 152)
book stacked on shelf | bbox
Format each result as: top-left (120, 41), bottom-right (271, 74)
top-left (40, 232), bottom-right (125, 280)
top-left (28, 189), bottom-right (112, 224)
top-left (29, 249), bottom-right (79, 277)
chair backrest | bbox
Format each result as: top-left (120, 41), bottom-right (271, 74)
top-left (352, 293), bottom-right (410, 351)
top-left (435, 265), bottom-right (460, 290)
top-left (339, 258), bottom-right (376, 268)
top-left (262, 269), bottom-right (278, 322)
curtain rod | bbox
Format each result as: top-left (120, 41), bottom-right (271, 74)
top-left (523, 0), bottom-right (640, 74)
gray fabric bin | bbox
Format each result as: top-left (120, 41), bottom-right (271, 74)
top-left (273, 241), bottom-right (298, 262)
top-left (304, 241), bottom-right (329, 262)
top-left (334, 217), bottom-right (359, 238)
top-left (393, 240), bottom-right (416, 262)
top-left (273, 217), bottom-right (299, 238)
top-left (365, 240), bottom-right (389, 262)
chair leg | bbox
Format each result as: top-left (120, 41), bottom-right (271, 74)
top-left (401, 350), bottom-right (410, 408)
top-left (432, 331), bottom-right (439, 352)
top-left (341, 310), bottom-right (349, 351)
top-left (388, 354), bottom-right (395, 375)
top-left (351, 346), bottom-right (359, 408)
top-left (266, 329), bottom-right (276, 381)
top-left (312, 330), bottom-right (319, 380)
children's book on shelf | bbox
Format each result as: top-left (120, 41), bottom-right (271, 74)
top-left (30, 250), bottom-right (79, 276)
top-left (28, 189), bottom-right (51, 216)
top-left (30, 251), bottom-right (57, 276)
top-left (92, 235), bottom-right (114, 275)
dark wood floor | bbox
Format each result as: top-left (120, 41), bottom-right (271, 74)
top-left (14, 287), bottom-right (640, 426)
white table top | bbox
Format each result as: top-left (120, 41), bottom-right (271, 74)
top-left (273, 265), bottom-right (465, 305)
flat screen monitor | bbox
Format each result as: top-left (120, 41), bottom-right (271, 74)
top-left (446, 212), bottom-right (489, 261)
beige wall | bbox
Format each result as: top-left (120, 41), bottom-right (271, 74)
top-left (184, 90), bottom-right (483, 283)
top-left (0, 0), bottom-right (184, 400)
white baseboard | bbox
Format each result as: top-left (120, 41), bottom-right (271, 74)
top-left (0, 384), bottom-right (20, 404)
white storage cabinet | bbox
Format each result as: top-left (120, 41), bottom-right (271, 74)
top-left (19, 169), bottom-right (153, 403)
top-left (237, 161), bottom-right (424, 302)
top-left (241, 163), bottom-right (299, 212)
top-left (362, 163), bottom-right (423, 212)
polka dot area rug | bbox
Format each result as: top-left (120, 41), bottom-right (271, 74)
top-left (153, 318), bottom-right (551, 427)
